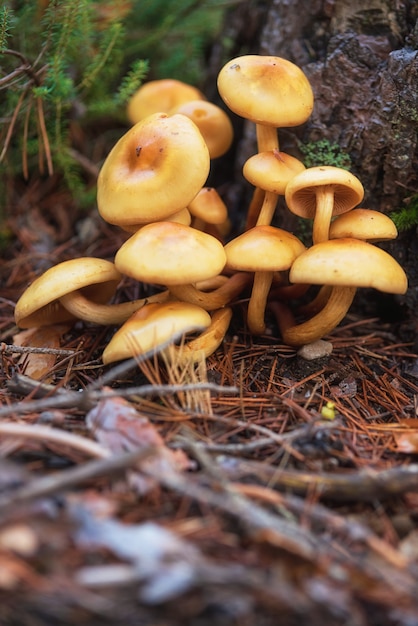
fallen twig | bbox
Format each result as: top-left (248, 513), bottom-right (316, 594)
top-left (0, 447), bottom-right (156, 514)
top-left (215, 455), bottom-right (418, 501)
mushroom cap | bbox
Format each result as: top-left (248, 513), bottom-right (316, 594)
top-left (329, 208), bottom-right (398, 242)
top-left (225, 225), bottom-right (306, 272)
top-left (102, 301), bottom-right (211, 364)
top-left (97, 113), bottom-right (210, 227)
top-left (114, 221), bottom-right (227, 285)
top-left (285, 166), bottom-right (364, 219)
top-left (15, 258), bottom-right (122, 328)
top-left (289, 238), bottom-right (408, 294)
top-left (169, 100), bottom-right (233, 159)
top-left (127, 79), bottom-right (205, 124)
top-left (243, 150), bottom-right (306, 194)
top-left (217, 55), bottom-right (314, 127)
top-left (188, 187), bottom-right (228, 225)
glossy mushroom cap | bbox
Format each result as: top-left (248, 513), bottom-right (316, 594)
top-left (285, 166), bottom-right (364, 220)
top-left (169, 100), bottom-right (234, 159)
top-left (217, 55), bottom-right (314, 127)
top-left (225, 225), bottom-right (306, 272)
top-left (243, 150), bottom-right (305, 195)
top-left (289, 238), bottom-right (408, 294)
top-left (102, 301), bottom-right (212, 364)
top-left (114, 221), bottom-right (227, 285)
top-left (97, 113), bottom-right (210, 228)
top-left (225, 226), bottom-right (306, 335)
top-left (329, 208), bottom-right (398, 242)
top-left (14, 258), bottom-right (122, 328)
top-left (188, 187), bottom-right (228, 226)
top-left (127, 79), bottom-right (205, 124)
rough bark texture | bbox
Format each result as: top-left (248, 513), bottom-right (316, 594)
top-left (206, 0), bottom-right (418, 327)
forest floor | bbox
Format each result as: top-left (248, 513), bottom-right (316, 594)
top-left (1, 175), bottom-right (418, 626)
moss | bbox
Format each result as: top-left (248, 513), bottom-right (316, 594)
top-left (300, 138), bottom-right (352, 170)
top-left (390, 194), bottom-right (418, 232)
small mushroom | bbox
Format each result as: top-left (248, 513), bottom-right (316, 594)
top-left (302, 208), bottom-right (399, 317)
top-left (102, 301), bottom-right (214, 365)
top-left (277, 238), bottom-right (408, 346)
top-left (329, 208), bottom-right (398, 242)
top-left (14, 258), bottom-right (167, 328)
top-left (285, 166), bottom-right (364, 244)
top-left (114, 221), bottom-right (248, 311)
top-left (127, 78), bottom-right (205, 124)
top-left (97, 113), bottom-right (210, 229)
top-left (169, 100), bottom-right (234, 159)
top-left (224, 225), bottom-right (306, 335)
top-left (187, 187), bottom-right (229, 236)
top-left (243, 150), bottom-right (305, 228)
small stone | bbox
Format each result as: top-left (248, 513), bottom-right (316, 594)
top-left (297, 339), bottom-right (333, 361)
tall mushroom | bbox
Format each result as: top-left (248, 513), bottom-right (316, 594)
top-left (217, 55), bottom-right (314, 226)
top-left (97, 112), bottom-right (210, 229)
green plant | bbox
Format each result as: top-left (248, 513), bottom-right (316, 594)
top-left (300, 138), bottom-right (352, 170)
top-left (390, 194), bottom-right (418, 231)
top-left (0, 0), bottom-right (228, 214)
top-left (0, 1), bottom-right (148, 205)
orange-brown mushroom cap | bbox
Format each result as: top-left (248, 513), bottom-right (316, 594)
top-left (14, 258), bottom-right (122, 328)
top-left (127, 79), bottom-right (205, 125)
top-left (97, 113), bottom-right (210, 228)
top-left (217, 55), bottom-right (314, 128)
top-left (243, 150), bottom-right (306, 195)
top-left (329, 208), bottom-right (398, 242)
top-left (285, 166), bottom-right (364, 244)
top-left (170, 100), bottom-right (233, 159)
top-left (102, 301), bottom-right (212, 364)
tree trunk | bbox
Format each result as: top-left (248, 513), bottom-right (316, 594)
top-left (207, 0), bottom-right (418, 329)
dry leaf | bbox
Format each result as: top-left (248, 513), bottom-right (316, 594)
top-left (86, 393), bottom-right (192, 494)
top-left (13, 325), bottom-right (70, 381)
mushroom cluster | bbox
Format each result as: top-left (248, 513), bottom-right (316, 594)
top-left (14, 56), bottom-right (408, 366)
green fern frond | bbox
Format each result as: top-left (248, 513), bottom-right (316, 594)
top-left (78, 21), bottom-right (125, 92)
top-left (0, 6), bottom-right (13, 52)
top-left (114, 59), bottom-right (149, 106)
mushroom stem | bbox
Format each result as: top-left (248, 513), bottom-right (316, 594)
top-left (59, 290), bottom-right (169, 325)
top-left (162, 307), bottom-right (233, 366)
top-left (247, 271), bottom-right (274, 335)
top-left (245, 124), bottom-right (280, 228)
top-left (275, 286), bottom-right (357, 346)
top-left (312, 187), bottom-right (335, 244)
top-left (255, 190), bottom-right (279, 227)
top-left (256, 124), bottom-right (278, 152)
top-left (168, 272), bottom-right (250, 311)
